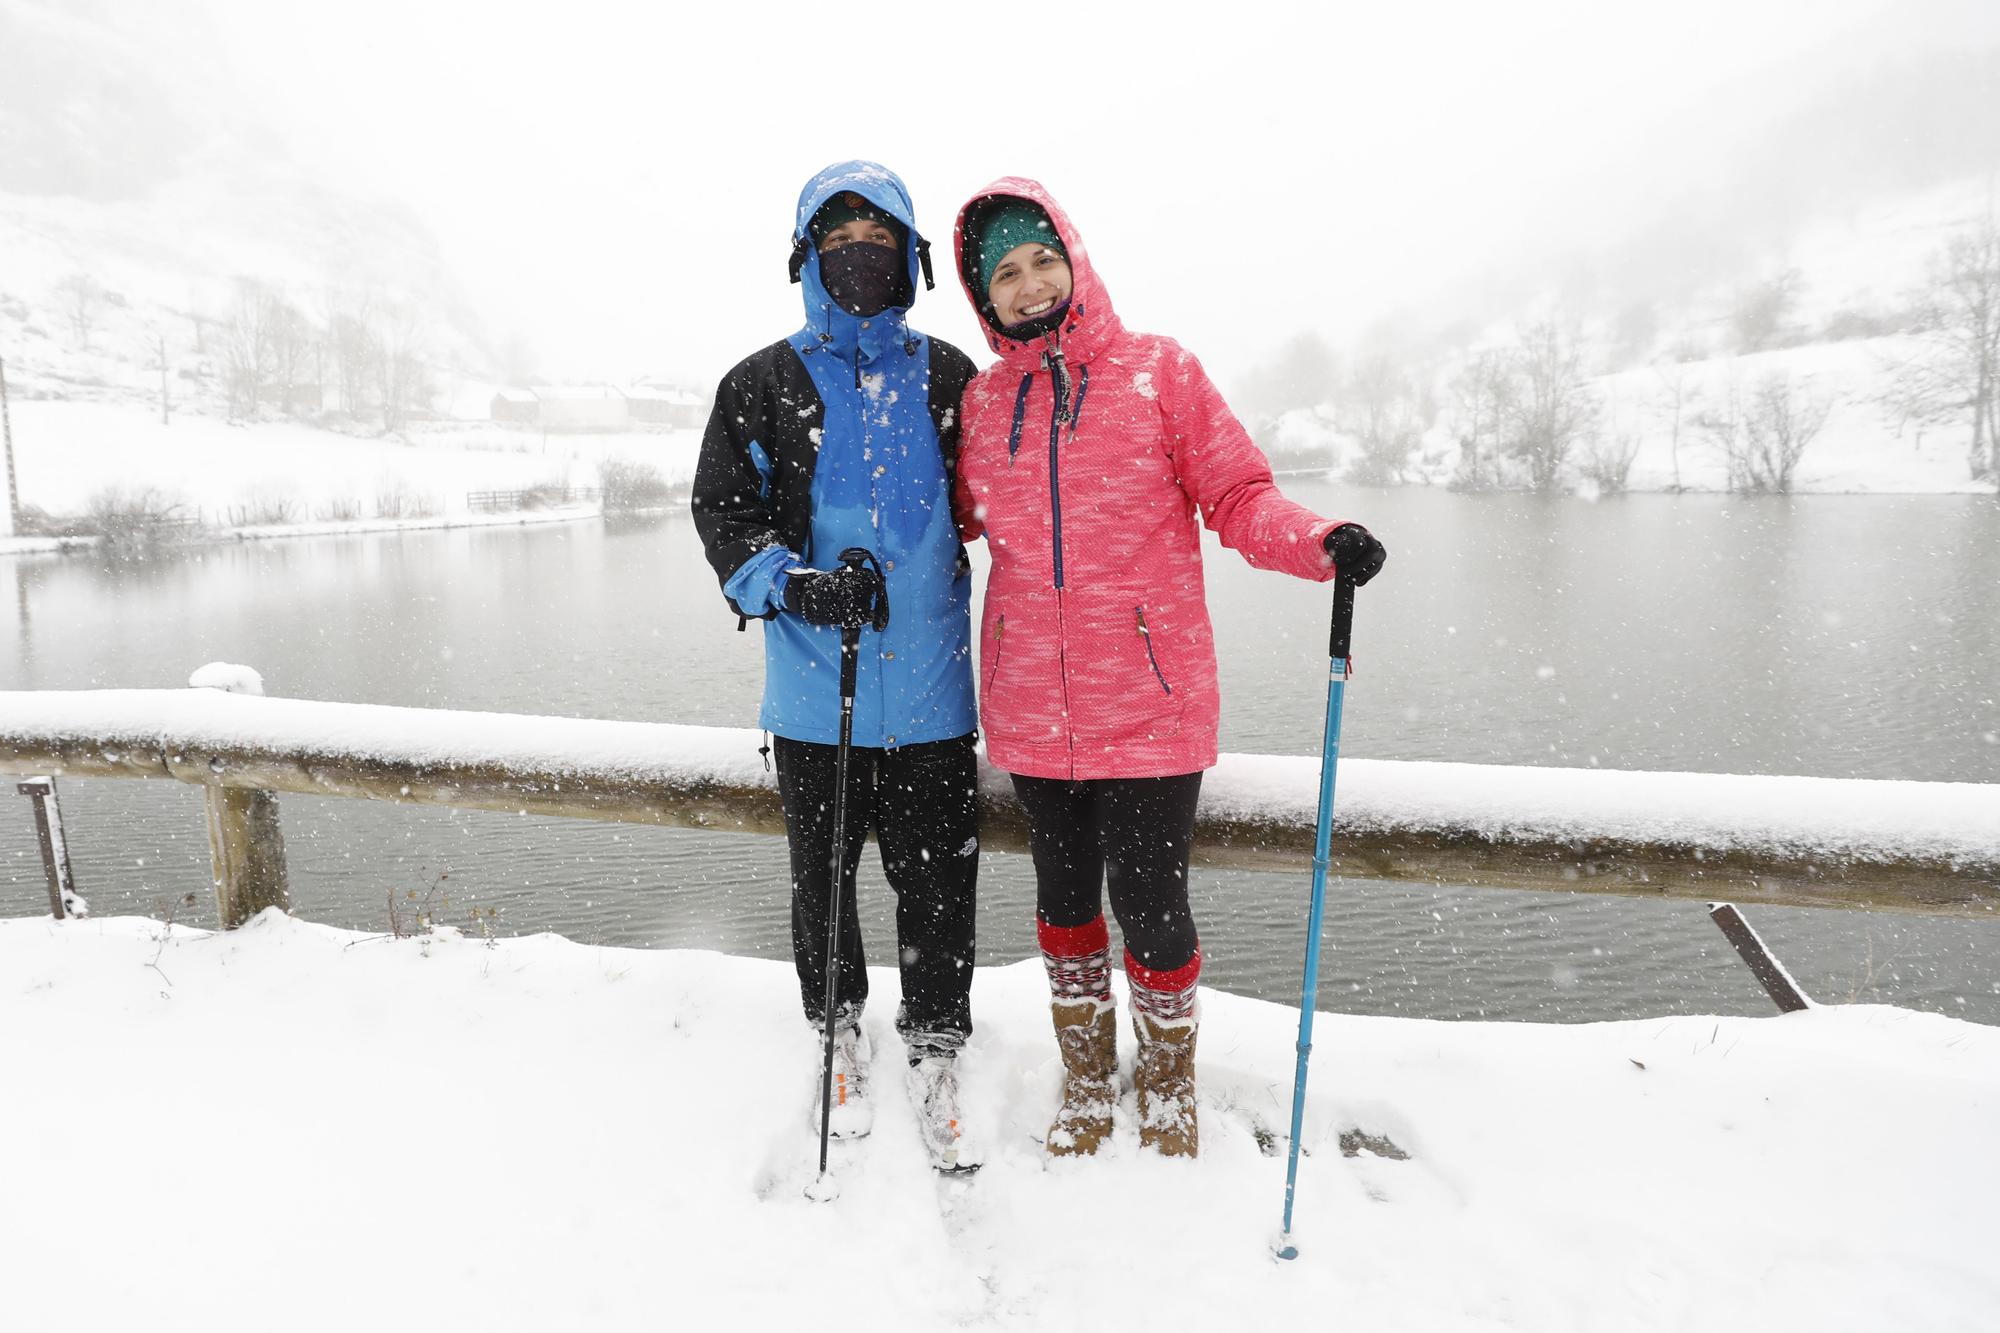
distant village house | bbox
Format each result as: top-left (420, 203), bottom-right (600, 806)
top-left (490, 382), bottom-right (707, 432)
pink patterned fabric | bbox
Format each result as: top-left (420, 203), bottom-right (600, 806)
top-left (952, 178), bottom-right (1345, 780)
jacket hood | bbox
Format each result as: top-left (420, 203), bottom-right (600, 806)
top-left (953, 177), bottom-right (1121, 369)
top-left (791, 160), bottom-right (934, 357)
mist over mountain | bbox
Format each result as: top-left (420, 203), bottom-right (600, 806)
top-left (0, 0), bottom-right (501, 417)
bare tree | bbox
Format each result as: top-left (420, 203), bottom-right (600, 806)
top-left (267, 297), bottom-right (315, 416)
top-left (218, 277), bottom-right (276, 418)
top-left (1340, 351), bottom-right (1423, 485)
top-left (1651, 358), bottom-right (1700, 492)
top-left (149, 326), bottom-right (171, 426)
top-left (1731, 268), bottom-right (1802, 354)
top-left (1702, 373), bottom-right (1832, 494)
top-left (375, 302), bottom-right (432, 432)
top-left (1505, 317), bottom-right (1598, 492)
top-left (1891, 213), bottom-right (2000, 481)
top-left (1450, 348), bottom-right (1515, 491)
top-left (322, 289), bottom-right (378, 418)
top-left (55, 273), bottom-right (105, 349)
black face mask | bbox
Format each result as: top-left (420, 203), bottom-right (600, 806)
top-left (819, 242), bottom-right (910, 317)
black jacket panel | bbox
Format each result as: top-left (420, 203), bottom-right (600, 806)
top-left (691, 336), bottom-right (979, 620)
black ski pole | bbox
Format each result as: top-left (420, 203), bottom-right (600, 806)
top-left (807, 548), bottom-right (888, 1203)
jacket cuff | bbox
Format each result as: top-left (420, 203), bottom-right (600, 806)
top-left (722, 544), bottom-right (799, 617)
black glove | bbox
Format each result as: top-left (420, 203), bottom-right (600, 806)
top-left (784, 565), bottom-right (880, 628)
top-left (1323, 523), bottom-right (1387, 586)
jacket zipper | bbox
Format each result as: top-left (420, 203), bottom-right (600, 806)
top-left (1136, 607), bottom-right (1172, 694)
top-left (1046, 343), bottom-right (1070, 589)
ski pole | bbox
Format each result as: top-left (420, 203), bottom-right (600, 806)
top-left (809, 548), bottom-right (888, 1202)
top-left (1275, 574), bottom-right (1358, 1261)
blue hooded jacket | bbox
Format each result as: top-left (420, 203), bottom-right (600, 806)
top-left (707, 161), bottom-right (977, 749)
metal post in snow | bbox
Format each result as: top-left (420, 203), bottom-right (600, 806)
top-left (2, 354), bottom-right (19, 537)
top-left (16, 776), bottom-right (86, 919)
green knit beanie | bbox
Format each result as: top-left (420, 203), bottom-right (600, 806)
top-left (808, 191), bottom-right (907, 249)
top-left (976, 202), bottom-right (1066, 296)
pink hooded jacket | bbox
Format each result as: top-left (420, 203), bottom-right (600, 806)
top-left (951, 178), bottom-right (1345, 780)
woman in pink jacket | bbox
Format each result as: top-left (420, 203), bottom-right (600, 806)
top-left (951, 179), bottom-right (1387, 1160)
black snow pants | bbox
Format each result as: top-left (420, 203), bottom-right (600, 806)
top-left (1010, 772), bottom-right (1204, 972)
top-left (774, 732), bottom-right (978, 1058)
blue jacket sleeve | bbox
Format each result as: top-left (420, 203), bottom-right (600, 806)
top-left (722, 544), bottom-right (800, 618)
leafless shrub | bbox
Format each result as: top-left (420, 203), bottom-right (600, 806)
top-left (1577, 432), bottom-right (1643, 493)
top-left (85, 486), bottom-right (196, 558)
top-left (225, 493), bottom-right (302, 527)
top-left (598, 456), bottom-right (675, 512)
top-left (373, 485), bottom-right (438, 520)
top-left (520, 481), bottom-right (572, 509)
top-left (387, 869), bottom-right (451, 939)
top-left (313, 496), bottom-right (364, 522)
top-left (1700, 374), bottom-right (1833, 494)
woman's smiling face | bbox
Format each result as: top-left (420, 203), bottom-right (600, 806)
top-left (987, 243), bottom-right (1073, 328)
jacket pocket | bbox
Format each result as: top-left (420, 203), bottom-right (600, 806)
top-left (984, 613), bottom-right (1006, 692)
top-left (1067, 592), bottom-right (1184, 745)
top-left (1135, 606), bottom-right (1172, 695)
top-left (979, 600), bottom-right (1063, 747)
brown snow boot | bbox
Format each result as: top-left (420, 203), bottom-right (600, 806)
top-left (1047, 1000), bottom-right (1118, 1157)
top-left (1131, 1009), bottom-right (1199, 1158)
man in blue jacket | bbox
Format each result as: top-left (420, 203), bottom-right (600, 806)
top-left (692, 162), bottom-right (979, 1169)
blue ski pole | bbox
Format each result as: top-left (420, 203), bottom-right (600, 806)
top-left (1275, 575), bottom-right (1358, 1261)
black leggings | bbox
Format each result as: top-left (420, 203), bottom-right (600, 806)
top-left (774, 733), bottom-right (978, 1049)
top-left (1010, 772), bottom-right (1203, 972)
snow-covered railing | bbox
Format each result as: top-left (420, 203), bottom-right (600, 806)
top-left (0, 681), bottom-right (1994, 927)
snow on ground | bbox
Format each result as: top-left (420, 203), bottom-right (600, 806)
top-left (3, 911), bottom-right (1994, 1331)
top-left (0, 399), bottom-right (699, 528)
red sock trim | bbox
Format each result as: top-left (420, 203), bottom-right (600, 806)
top-left (1125, 944), bottom-right (1201, 995)
top-left (1036, 914), bottom-right (1110, 960)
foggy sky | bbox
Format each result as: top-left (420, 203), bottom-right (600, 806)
top-left (173, 0), bottom-right (2000, 386)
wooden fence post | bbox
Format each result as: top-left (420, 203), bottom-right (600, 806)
top-left (191, 665), bottom-right (290, 927)
top-left (1708, 902), bottom-right (1813, 1013)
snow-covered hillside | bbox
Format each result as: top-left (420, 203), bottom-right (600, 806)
top-left (0, 0), bottom-right (498, 427)
top-left (1264, 177), bottom-right (2000, 494)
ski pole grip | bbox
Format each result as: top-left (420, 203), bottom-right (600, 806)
top-left (1329, 577), bottom-right (1356, 662)
top-left (837, 547), bottom-right (890, 633)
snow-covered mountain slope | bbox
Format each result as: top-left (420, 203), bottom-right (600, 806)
top-left (0, 0), bottom-right (495, 416)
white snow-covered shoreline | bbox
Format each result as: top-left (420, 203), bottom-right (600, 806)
top-left (3, 911), bottom-right (1994, 1331)
top-left (0, 500), bottom-right (607, 557)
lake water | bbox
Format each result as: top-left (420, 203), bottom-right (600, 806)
top-left (4, 485), bottom-right (1996, 1025)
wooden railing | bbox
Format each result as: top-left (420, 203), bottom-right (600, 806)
top-left (464, 487), bottom-right (602, 513)
top-left (1, 679), bottom-right (1994, 929)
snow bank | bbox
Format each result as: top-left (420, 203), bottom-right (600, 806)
top-left (2, 913), bottom-right (1993, 1331)
top-left (2, 688), bottom-right (1993, 870)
